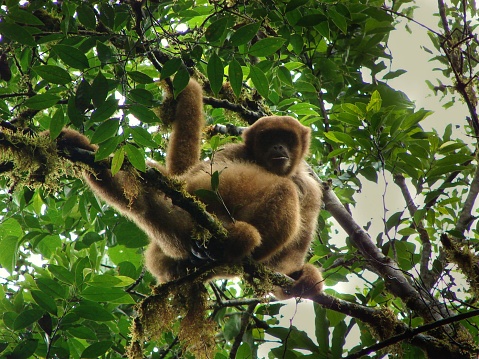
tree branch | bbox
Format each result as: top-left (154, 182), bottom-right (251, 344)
top-left (203, 96), bottom-right (264, 123)
top-left (346, 308), bottom-right (479, 359)
top-left (322, 183), bottom-right (450, 324)
top-left (456, 162), bottom-right (479, 233)
top-left (394, 174), bottom-right (435, 290)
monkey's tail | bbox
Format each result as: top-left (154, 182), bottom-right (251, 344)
top-left (166, 79), bottom-right (205, 176)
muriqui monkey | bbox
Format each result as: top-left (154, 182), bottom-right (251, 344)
top-left (54, 79), bottom-right (324, 299)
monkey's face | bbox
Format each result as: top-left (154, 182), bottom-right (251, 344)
top-left (255, 130), bottom-right (297, 176)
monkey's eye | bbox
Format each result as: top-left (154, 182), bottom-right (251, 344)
top-left (259, 130), bottom-right (297, 146)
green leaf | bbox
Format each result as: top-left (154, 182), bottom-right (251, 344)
top-left (205, 17), bottom-right (228, 43)
top-left (96, 40), bottom-right (113, 64)
top-left (53, 45), bottom-right (89, 70)
top-left (360, 166), bottom-right (378, 183)
top-left (0, 236), bottom-right (18, 275)
top-left (383, 69), bottom-right (407, 80)
top-left (91, 71), bottom-right (109, 107)
top-left (68, 326), bottom-right (97, 340)
top-left (14, 309), bottom-right (44, 330)
top-left (249, 65), bottom-right (269, 98)
top-left (81, 341), bottom-right (113, 359)
top-left (223, 313), bottom-right (241, 340)
top-left (207, 53), bottom-right (224, 96)
top-left (234, 343), bottom-right (252, 359)
top-left (0, 218), bottom-right (22, 274)
top-left (10, 339), bottom-right (38, 359)
top-left (366, 90), bottom-right (382, 113)
top-left (161, 58), bottom-right (183, 80)
top-left (95, 136), bottom-right (121, 160)
top-left (0, 23), bottom-right (36, 46)
top-left (248, 37), bottom-right (286, 57)
top-left (49, 109), bottom-right (66, 140)
top-left (36, 234), bottom-right (62, 258)
top-left (324, 131), bottom-right (356, 148)
top-left (228, 58), bottom-right (243, 98)
top-left (130, 126), bottom-right (158, 148)
top-left (296, 14), bottom-right (325, 27)
top-left (128, 88), bottom-right (154, 106)
top-left (31, 290), bottom-right (58, 315)
top-left (173, 66), bottom-right (190, 98)
top-left (286, 0), bottom-right (309, 12)
top-left (230, 22), bottom-right (261, 46)
top-left (75, 79), bottom-right (92, 112)
top-left (331, 321), bottom-right (347, 358)
top-left (33, 65), bottom-right (72, 85)
top-left (89, 274), bottom-right (135, 288)
top-left (90, 119), bottom-right (120, 144)
top-left (74, 300), bottom-right (115, 321)
top-left (36, 277), bottom-right (68, 299)
top-left (125, 143), bottom-right (146, 172)
top-left (23, 93), bottom-right (60, 110)
top-left (108, 245), bottom-right (142, 267)
top-left (48, 264), bottom-right (75, 284)
top-left (314, 304), bottom-right (330, 355)
top-left (114, 221), bottom-right (149, 248)
top-left (277, 66), bottom-right (292, 86)
top-left (211, 171), bottom-right (220, 192)
top-left (129, 104), bottom-right (159, 124)
top-left (8, 8), bottom-right (45, 25)
top-left (127, 71), bottom-right (154, 84)
top-left (91, 98), bottom-right (118, 122)
top-left (195, 189), bottom-right (220, 203)
top-left (80, 286), bottom-right (128, 302)
top-left (328, 7), bottom-right (348, 34)
top-left (111, 147), bottom-right (124, 176)
top-left (76, 4), bottom-right (97, 30)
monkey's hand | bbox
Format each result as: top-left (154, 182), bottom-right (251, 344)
top-left (275, 264), bottom-right (323, 300)
top-left (190, 240), bottom-right (218, 263)
top-left (190, 221), bottom-right (262, 263)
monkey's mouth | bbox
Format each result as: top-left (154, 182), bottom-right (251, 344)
top-left (271, 156), bottom-right (288, 161)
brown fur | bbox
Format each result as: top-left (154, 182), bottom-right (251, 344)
top-left (54, 79), bottom-right (324, 299)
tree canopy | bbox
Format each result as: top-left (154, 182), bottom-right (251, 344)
top-left (1, 0), bottom-right (479, 358)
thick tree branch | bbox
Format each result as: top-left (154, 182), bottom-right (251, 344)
top-left (322, 183), bottom-right (450, 324)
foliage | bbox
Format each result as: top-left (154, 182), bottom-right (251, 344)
top-left (0, 0), bottom-right (479, 358)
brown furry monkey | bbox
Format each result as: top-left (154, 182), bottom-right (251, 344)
top-left (54, 79), bottom-right (324, 299)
